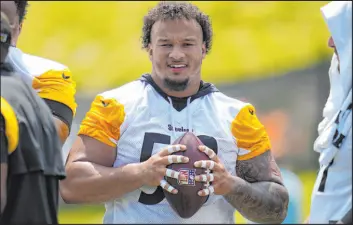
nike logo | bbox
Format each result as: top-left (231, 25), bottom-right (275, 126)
top-left (62, 73), bottom-right (70, 79)
top-left (249, 109), bottom-right (254, 115)
top-left (101, 101), bottom-right (109, 107)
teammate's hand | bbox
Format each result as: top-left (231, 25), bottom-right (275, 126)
top-left (194, 145), bottom-right (233, 196)
top-left (141, 144), bottom-right (189, 194)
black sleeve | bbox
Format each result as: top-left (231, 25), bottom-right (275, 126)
top-left (43, 99), bottom-right (73, 131)
top-left (341, 208), bottom-right (352, 224)
top-left (0, 114), bottom-right (8, 163)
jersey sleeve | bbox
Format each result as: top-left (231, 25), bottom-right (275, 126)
top-left (0, 97), bottom-right (19, 154)
top-left (231, 104), bottom-right (271, 160)
top-left (32, 68), bottom-right (77, 117)
top-left (78, 95), bottom-right (125, 148)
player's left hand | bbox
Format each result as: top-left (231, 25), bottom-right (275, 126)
top-left (193, 145), bottom-right (233, 196)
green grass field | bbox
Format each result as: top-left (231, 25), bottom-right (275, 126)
top-left (58, 170), bottom-right (316, 224)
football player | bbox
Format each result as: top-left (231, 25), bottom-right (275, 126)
top-left (308, 1), bottom-right (352, 224)
top-left (61, 1), bottom-right (289, 223)
top-left (1, 11), bottom-right (65, 223)
top-left (1, 1), bottom-right (77, 143)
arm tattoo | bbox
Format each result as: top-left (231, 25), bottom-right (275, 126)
top-left (224, 151), bottom-right (289, 224)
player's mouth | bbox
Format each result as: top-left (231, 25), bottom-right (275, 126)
top-left (168, 64), bottom-right (187, 73)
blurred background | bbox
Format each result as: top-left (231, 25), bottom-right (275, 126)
top-left (18, 1), bottom-right (332, 223)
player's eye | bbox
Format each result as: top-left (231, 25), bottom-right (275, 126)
top-left (160, 44), bottom-right (172, 47)
top-left (183, 43), bottom-right (194, 47)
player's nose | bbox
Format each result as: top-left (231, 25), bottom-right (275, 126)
top-left (328, 36), bottom-right (335, 49)
top-left (169, 47), bottom-right (185, 60)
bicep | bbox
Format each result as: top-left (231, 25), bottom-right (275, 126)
top-left (236, 150), bottom-right (283, 185)
top-left (66, 135), bottom-right (116, 167)
top-left (231, 104), bottom-right (282, 184)
top-left (33, 69), bottom-right (77, 142)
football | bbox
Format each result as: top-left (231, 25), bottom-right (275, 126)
top-left (163, 132), bottom-right (210, 218)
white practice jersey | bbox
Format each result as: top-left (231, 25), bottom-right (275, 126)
top-left (310, 130), bottom-right (352, 224)
top-left (78, 74), bottom-right (272, 224)
top-left (309, 1), bottom-right (352, 223)
top-left (6, 46), bottom-right (77, 114)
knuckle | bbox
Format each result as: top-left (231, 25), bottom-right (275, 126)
top-left (152, 156), bottom-right (159, 163)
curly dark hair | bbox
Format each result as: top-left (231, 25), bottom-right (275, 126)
top-left (141, 1), bottom-right (213, 54)
top-left (14, 0), bottom-right (29, 23)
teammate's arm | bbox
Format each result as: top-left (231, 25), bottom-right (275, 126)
top-left (47, 104), bottom-right (71, 143)
top-left (224, 105), bottom-right (289, 224)
top-left (33, 69), bottom-right (77, 143)
top-left (43, 98), bottom-right (73, 143)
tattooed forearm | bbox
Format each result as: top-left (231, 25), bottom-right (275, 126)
top-left (224, 177), bottom-right (288, 223)
top-left (224, 151), bottom-right (289, 224)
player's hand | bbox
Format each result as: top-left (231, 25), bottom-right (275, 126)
top-left (141, 144), bottom-right (189, 194)
top-left (193, 145), bottom-right (233, 196)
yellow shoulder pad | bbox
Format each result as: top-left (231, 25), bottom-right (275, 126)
top-left (32, 68), bottom-right (77, 115)
top-left (78, 95), bottom-right (125, 147)
top-left (231, 104), bottom-right (271, 160)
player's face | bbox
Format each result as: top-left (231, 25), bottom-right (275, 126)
top-left (149, 18), bottom-right (206, 92)
top-left (328, 36), bottom-right (340, 71)
top-left (0, 1), bottom-right (21, 46)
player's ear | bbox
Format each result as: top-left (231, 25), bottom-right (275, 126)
top-left (148, 43), bottom-right (153, 61)
top-left (201, 42), bottom-right (206, 59)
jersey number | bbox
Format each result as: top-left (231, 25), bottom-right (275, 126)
top-left (138, 132), bottom-right (218, 205)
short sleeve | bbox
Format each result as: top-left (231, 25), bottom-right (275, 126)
top-left (231, 104), bottom-right (271, 160)
top-left (78, 95), bottom-right (125, 148)
top-left (32, 68), bottom-right (77, 115)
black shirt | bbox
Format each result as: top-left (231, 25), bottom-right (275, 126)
top-left (0, 64), bottom-right (65, 224)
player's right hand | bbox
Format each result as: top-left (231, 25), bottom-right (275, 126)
top-left (141, 144), bottom-right (189, 194)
